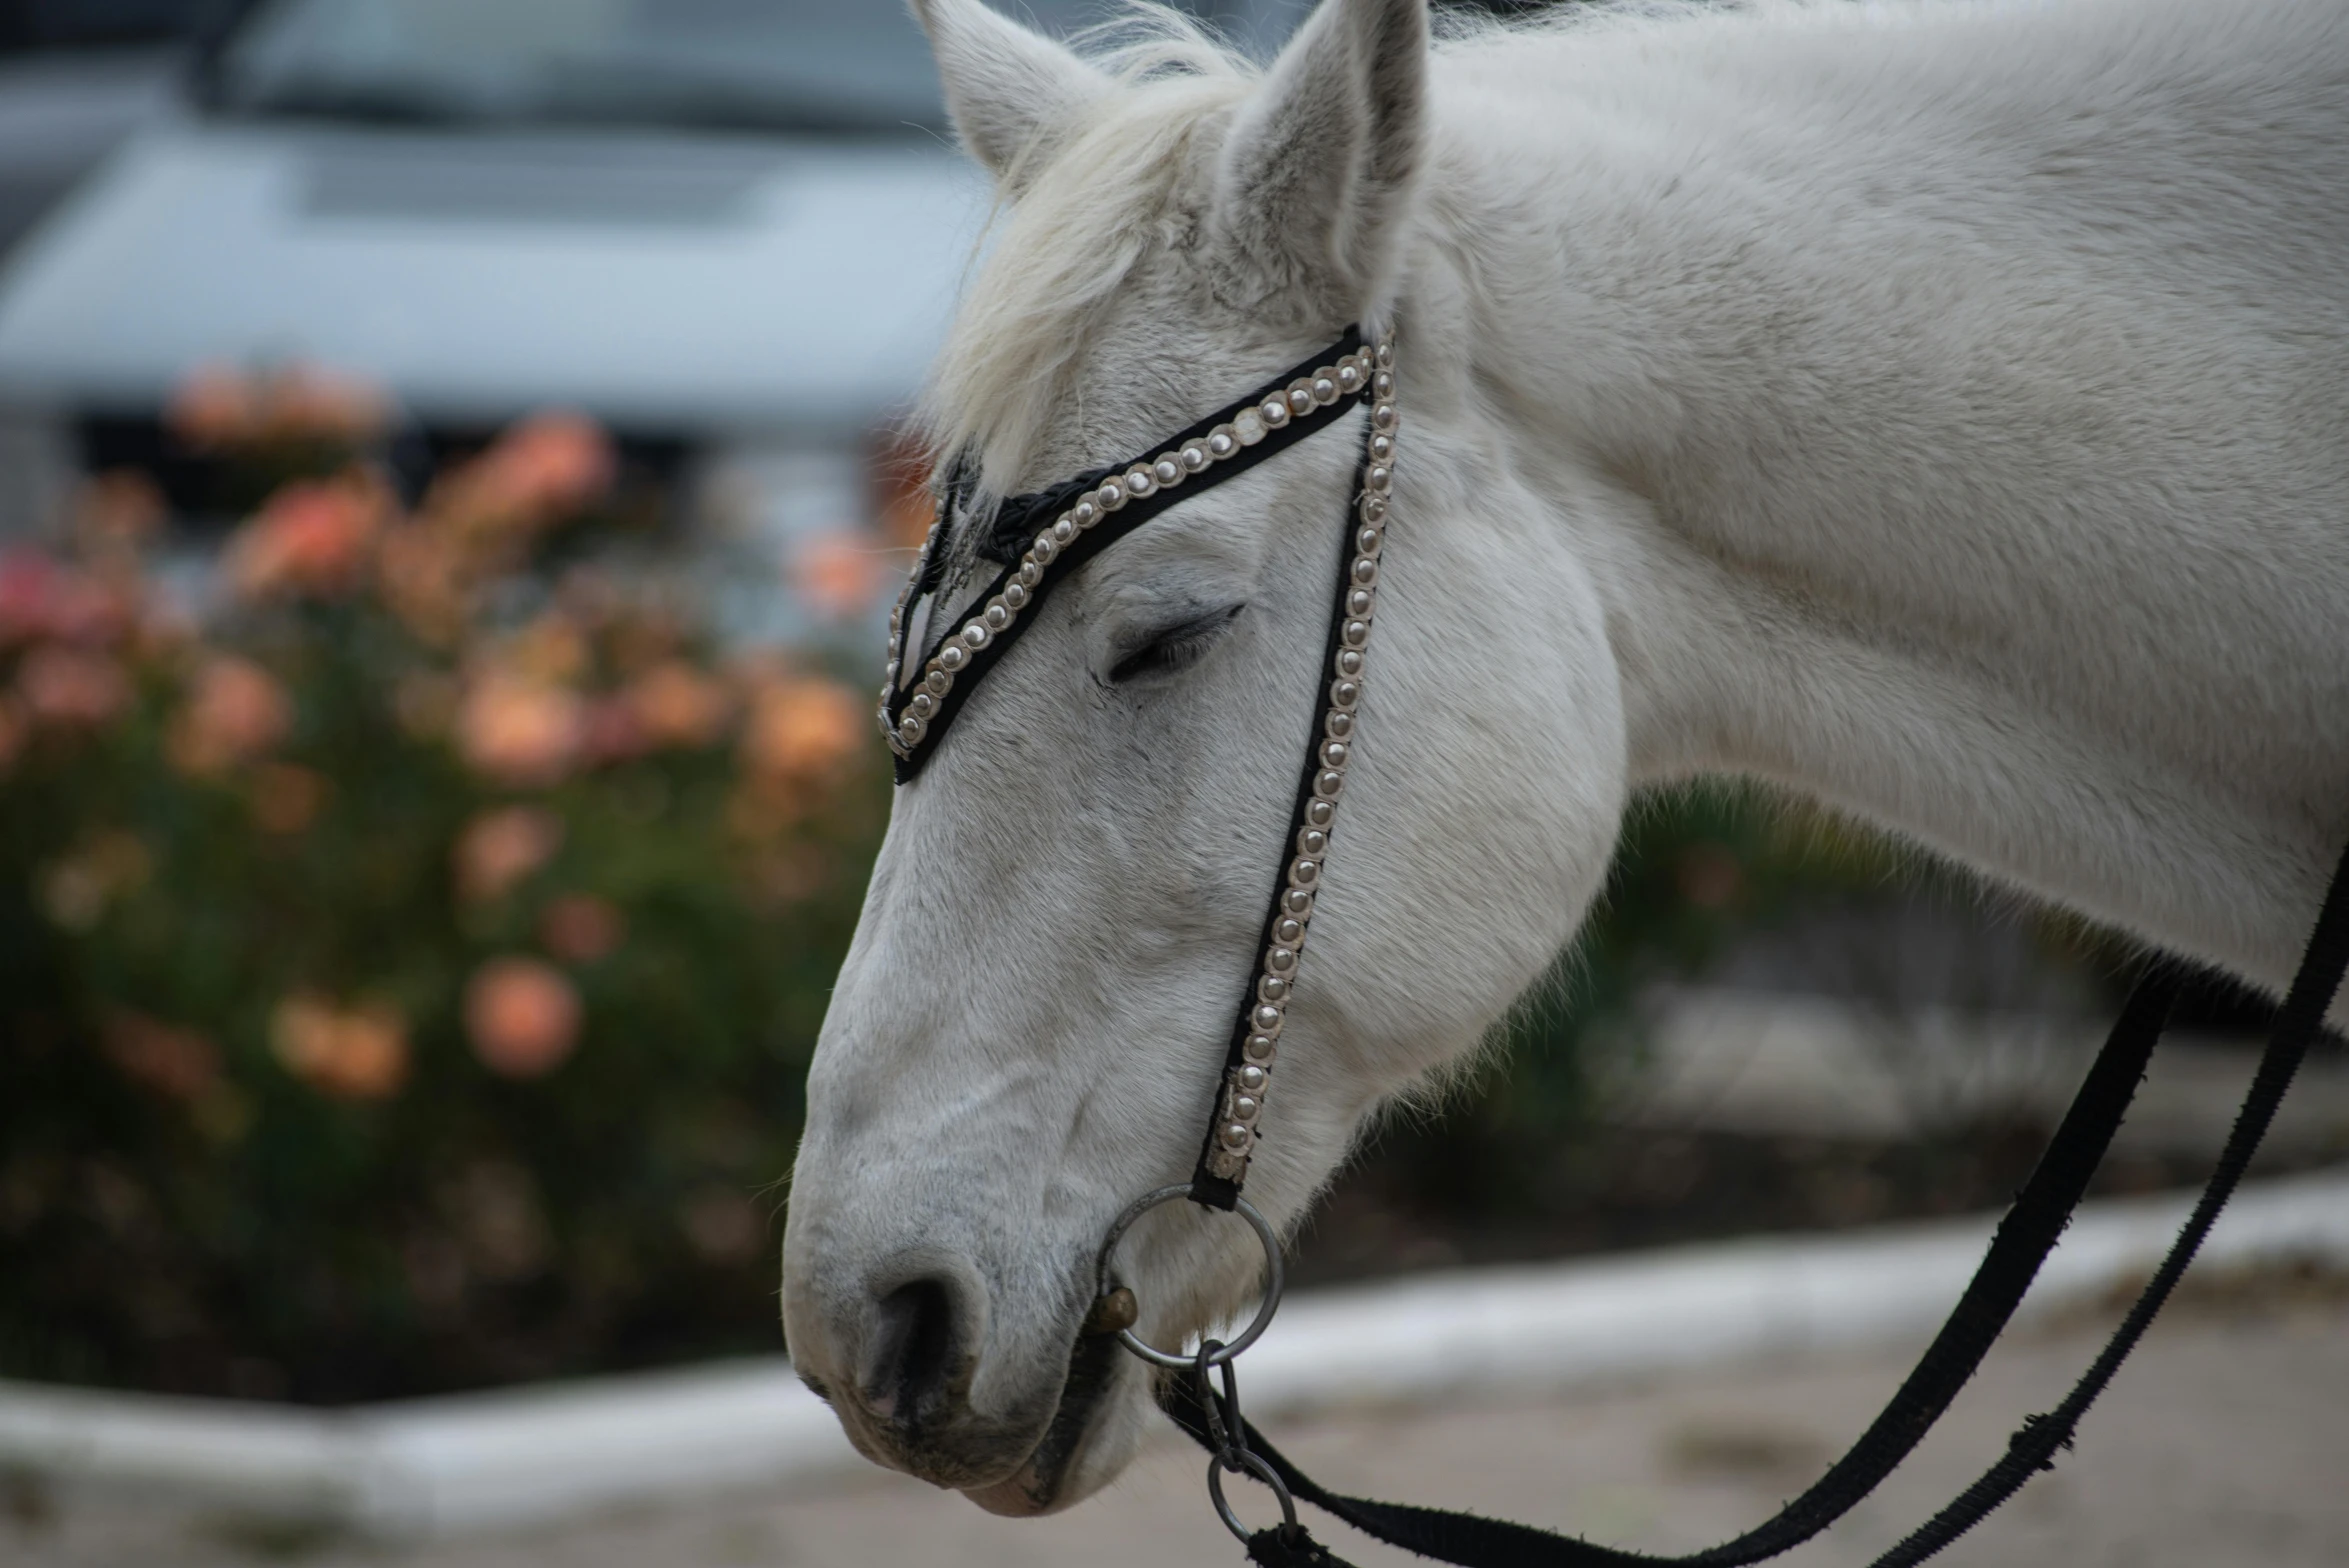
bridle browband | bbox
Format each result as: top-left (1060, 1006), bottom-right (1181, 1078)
top-left (875, 326), bottom-right (2349, 1568)
top-left (881, 325), bottom-right (1397, 1200)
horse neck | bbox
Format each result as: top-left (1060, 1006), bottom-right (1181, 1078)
top-left (1399, 2), bottom-right (2349, 997)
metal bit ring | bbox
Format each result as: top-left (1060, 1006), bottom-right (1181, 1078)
top-left (1093, 1184), bottom-right (1285, 1370)
top-left (1207, 1448), bottom-right (1300, 1545)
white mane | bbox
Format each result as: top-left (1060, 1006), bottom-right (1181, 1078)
top-left (920, 11), bottom-right (1256, 487)
top-left (920, 0), bottom-right (1731, 489)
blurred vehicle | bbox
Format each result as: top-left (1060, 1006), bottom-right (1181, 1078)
top-left (0, 0), bottom-right (1307, 637)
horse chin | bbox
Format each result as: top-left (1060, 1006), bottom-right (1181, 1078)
top-left (961, 1324), bottom-right (1150, 1516)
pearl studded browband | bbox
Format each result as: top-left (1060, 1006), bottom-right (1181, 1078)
top-left (878, 326), bottom-right (1400, 1203)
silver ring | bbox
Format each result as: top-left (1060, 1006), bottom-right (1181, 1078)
top-left (1094, 1185), bottom-right (1285, 1370)
top-left (1207, 1448), bottom-right (1299, 1544)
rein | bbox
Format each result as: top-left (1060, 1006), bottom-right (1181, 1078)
top-left (877, 327), bottom-right (2349, 1568)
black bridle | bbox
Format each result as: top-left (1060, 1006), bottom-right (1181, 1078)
top-left (876, 327), bottom-right (2349, 1568)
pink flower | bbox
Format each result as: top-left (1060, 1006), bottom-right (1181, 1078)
top-left (167, 655), bottom-right (292, 775)
top-left (0, 554), bottom-right (132, 648)
top-left (484, 414), bottom-right (614, 519)
top-left (464, 957), bottom-right (582, 1079)
top-left (16, 646), bottom-right (129, 727)
top-left (453, 807), bottom-right (565, 904)
top-left (226, 475), bottom-right (388, 600)
top-left (0, 553), bottom-right (61, 644)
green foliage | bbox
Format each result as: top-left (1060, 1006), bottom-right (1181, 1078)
top-left (0, 404), bottom-right (885, 1401)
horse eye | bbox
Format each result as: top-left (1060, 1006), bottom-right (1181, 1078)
top-left (1107, 604), bottom-right (1244, 685)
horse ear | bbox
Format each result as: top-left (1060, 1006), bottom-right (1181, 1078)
top-left (1211, 0), bottom-right (1427, 315)
top-left (910, 0), bottom-right (1111, 191)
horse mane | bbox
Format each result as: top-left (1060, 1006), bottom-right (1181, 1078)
top-left (918, 7), bottom-right (1259, 498)
top-left (916, 0), bottom-right (1731, 505)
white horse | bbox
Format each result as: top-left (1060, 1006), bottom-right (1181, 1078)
top-left (781, 0), bottom-right (2349, 1524)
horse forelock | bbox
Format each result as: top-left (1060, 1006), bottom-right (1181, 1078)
top-left (918, 7), bottom-right (1260, 543)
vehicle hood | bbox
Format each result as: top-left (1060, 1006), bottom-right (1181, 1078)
top-left (0, 121), bottom-right (991, 435)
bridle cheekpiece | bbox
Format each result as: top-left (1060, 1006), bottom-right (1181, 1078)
top-left (878, 326), bottom-right (1399, 1202)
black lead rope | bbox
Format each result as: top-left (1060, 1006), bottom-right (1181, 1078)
top-left (1168, 836), bottom-right (2349, 1568)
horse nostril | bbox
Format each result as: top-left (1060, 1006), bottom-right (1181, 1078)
top-left (865, 1276), bottom-right (960, 1425)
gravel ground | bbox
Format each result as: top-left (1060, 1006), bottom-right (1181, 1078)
top-left (12, 1272), bottom-right (2345, 1568)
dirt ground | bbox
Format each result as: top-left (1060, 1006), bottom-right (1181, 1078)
top-left (13, 1271), bottom-right (2345, 1568)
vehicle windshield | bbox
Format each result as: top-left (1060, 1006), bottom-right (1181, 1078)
top-left (211, 0), bottom-right (1198, 134)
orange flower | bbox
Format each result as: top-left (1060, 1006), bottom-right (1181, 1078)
top-left (453, 806), bottom-right (565, 904)
top-left (168, 654), bottom-right (291, 775)
top-left (168, 362), bottom-right (389, 451)
top-left (16, 646), bottom-right (129, 727)
top-left (740, 676), bottom-right (863, 786)
top-left (270, 994), bottom-right (409, 1101)
top-left (429, 413), bottom-right (614, 538)
top-left (538, 894), bottom-right (625, 964)
top-left (483, 413), bottom-right (614, 518)
top-left (265, 364), bottom-right (391, 446)
top-left (464, 957), bottom-right (581, 1079)
top-left (227, 473), bottom-right (389, 600)
top-left (102, 1012), bottom-right (222, 1102)
top-left (624, 659), bottom-right (732, 749)
top-left (790, 529), bottom-right (886, 620)
top-left (455, 673), bottom-right (583, 789)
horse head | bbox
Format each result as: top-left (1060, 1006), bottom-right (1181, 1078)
top-left (782, 0), bottom-right (1627, 1514)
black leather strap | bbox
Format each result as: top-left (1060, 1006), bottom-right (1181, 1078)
top-left (1189, 429), bottom-right (1375, 1210)
top-left (1168, 834), bottom-right (2349, 1566)
top-left (889, 329), bottom-right (1367, 784)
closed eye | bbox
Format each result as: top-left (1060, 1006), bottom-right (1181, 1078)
top-left (1108, 604), bottom-right (1245, 685)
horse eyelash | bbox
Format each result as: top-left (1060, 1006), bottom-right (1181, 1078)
top-left (1107, 604), bottom-right (1246, 685)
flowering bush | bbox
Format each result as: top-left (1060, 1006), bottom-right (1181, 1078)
top-left (0, 369), bottom-right (2113, 1405)
top-left (0, 378), bottom-right (886, 1401)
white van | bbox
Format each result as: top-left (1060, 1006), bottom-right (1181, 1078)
top-left (0, 0), bottom-right (1306, 630)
